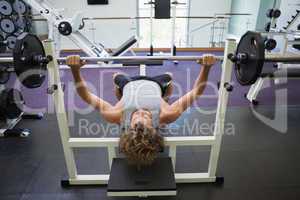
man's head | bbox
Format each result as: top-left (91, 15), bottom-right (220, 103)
top-left (130, 109), bottom-right (153, 129)
top-left (119, 117), bottom-right (164, 167)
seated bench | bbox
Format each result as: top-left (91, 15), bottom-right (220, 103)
top-left (110, 36), bottom-right (163, 66)
top-left (107, 157), bottom-right (177, 197)
top-left (111, 36), bottom-right (137, 57)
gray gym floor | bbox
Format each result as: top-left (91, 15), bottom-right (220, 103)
top-left (1, 105), bottom-right (300, 200)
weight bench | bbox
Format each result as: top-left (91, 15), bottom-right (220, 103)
top-left (245, 67), bottom-right (300, 105)
top-left (111, 36), bottom-right (137, 57)
top-left (110, 36), bottom-right (163, 66)
top-left (107, 157), bottom-right (176, 197)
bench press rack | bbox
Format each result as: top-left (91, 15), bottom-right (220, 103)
top-left (43, 33), bottom-right (237, 197)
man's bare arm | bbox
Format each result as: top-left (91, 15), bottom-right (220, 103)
top-left (160, 55), bottom-right (215, 124)
top-left (67, 56), bottom-right (122, 123)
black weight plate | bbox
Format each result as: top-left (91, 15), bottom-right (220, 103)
top-left (0, 17), bottom-right (16, 34)
top-left (5, 34), bottom-right (17, 49)
top-left (0, 34), bottom-right (7, 53)
top-left (13, 33), bottom-right (46, 88)
top-left (0, 0), bottom-right (13, 16)
top-left (266, 9), bottom-right (273, 18)
top-left (0, 65), bottom-right (10, 84)
top-left (0, 88), bottom-right (24, 119)
top-left (273, 9), bottom-right (281, 18)
top-left (58, 21), bottom-right (72, 36)
top-left (13, 0), bottom-right (27, 15)
top-left (234, 31), bottom-right (265, 86)
top-left (15, 16), bottom-right (31, 32)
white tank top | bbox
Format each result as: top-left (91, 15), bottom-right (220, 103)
top-left (121, 80), bottom-right (162, 129)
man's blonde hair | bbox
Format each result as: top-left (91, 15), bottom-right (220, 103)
top-left (119, 122), bottom-right (164, 167)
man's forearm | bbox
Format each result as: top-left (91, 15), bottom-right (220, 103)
top-left (193, 66), bottom-right (211, 95)
top-left (71, 69), bottom-right (93, 104)
top-left (71, 68), bottom-right (83, 83)
top-left (70, 68), bottom-right (113, 112)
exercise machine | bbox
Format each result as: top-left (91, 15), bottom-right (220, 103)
top-left (25, 0), bottom-right (138, 62)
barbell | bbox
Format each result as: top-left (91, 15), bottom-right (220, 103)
top-left (228, 31), bottom-right (300, 85)
top-left (0, 31), bottom-right (300, 88)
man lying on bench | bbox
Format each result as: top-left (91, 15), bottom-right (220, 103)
top-left (66, 54), bottom-right (216, 167)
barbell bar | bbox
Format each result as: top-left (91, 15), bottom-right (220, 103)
top-left (59, 54), bottom-right (300, 64)
top-left (228, 53), bottom-right (300, 63)
top-left (1, 31), bottom-right (300, 89)
top-left (57, 55), bottom-right (225, 62)
top-left (0, 55), bottom-right (224, 64)
top-left (0, 57), bottom-right (13, 63)
top-left (1, 53), bottom-right (299, 64)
